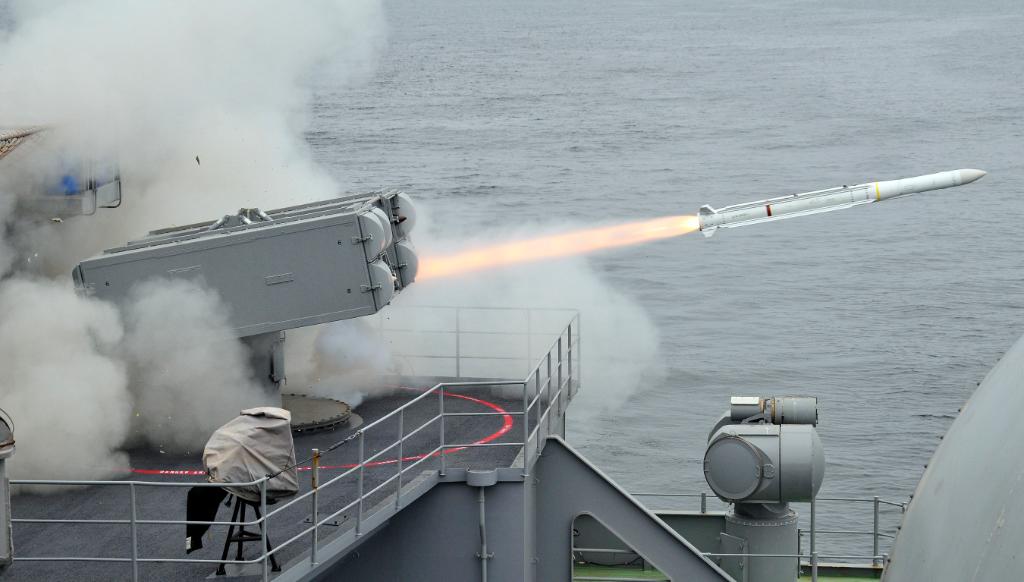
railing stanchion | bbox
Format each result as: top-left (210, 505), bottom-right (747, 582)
top-left (557, 336), bottom-right (564, 415)
top-left (567, 322), bottom-right (573, 383)
top-left (396, 409), bottom-right (405, 509)
top-left (522, 381), bottom-right (531, 476)
top-left (357, 431), bottom-right (365, 536)
top-left (575, 314), bottom-right (581, 396)
top-left (809, 494), bottom-right (817, 576)
top-left (129, 482), bottom-right (138, 582)
top-left (873, 495), bottom-right (881, 565)
top-left (526, 311), bottom-right (533, 375)
top-left (311, 448), bottom-right (320, 567)
top-left (545, 351), bottom-right (553, 433)
top-left (534, 372), bottom-right (542, 454)
top-left (455, 308), bottom-right (462, 379)
top-left (260, 478), bottom-right (269, 582)
top-left (797, 528), bottom-right (802, 574)
top-left (439, 386), bottom-right (447, 476)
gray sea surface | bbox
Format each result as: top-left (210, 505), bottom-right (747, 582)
top-left (2, 0), bottom-right (1021, 563)
top-left (312, 0), bottom-right (1024, 557)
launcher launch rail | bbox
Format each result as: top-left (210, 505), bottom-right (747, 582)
top-left (73, 190), bottom-right (419, 337)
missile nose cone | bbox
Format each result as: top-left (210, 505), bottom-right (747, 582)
top-left (959, 169), bottom-right (987, 184)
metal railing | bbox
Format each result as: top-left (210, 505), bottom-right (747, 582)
top-left (628, 491), bottom-right (908, 580)
top-left (10, 308), bottom-right (581, 581)
top-left (372, 305), bottom-right (580, 380)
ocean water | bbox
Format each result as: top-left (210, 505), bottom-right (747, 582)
top-left (312, 0), bottom-right (1024, 555)
top-left (2, 0), bottom-right (1021, 561)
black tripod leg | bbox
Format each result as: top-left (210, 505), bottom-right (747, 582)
top-left (235, 501), bottom-right (247, 561)
top-left (251, 504), bottom-right (281, 572)
top-left (216, 498), bottom-right (241, 576)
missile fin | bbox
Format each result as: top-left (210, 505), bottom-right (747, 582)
top-left (698, 205), bottom-right (719, 237)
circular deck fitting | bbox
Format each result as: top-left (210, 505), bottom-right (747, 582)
top-left (281, 393), bottom-right (353, 434)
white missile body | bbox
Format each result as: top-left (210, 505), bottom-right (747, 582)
top-left (698, 169), bottom-right (987, 237)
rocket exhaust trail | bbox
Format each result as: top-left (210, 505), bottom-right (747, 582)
top-left (418, 215), bottom-right (700, 280)
top-left (418, 168), bottom-right (988, 281)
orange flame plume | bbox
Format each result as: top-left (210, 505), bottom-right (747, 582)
top-left (418, 214), bottom-right (700, 281)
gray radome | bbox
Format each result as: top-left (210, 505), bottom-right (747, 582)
top-left (884, 332), bottom-right (1024, 581)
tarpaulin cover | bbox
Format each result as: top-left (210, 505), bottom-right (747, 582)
top-left (203, 407), bottom-right (298, 502)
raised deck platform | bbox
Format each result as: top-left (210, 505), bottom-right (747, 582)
top-left (7, 381), bottom-right (535, 581)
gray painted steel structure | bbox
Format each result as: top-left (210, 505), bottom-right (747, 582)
top-left (884, 332), bottom-right (1024, 581)
top-left (73, 191), bottom-right (415, 338)
top-left (282, 437), bottom-right (729, 582)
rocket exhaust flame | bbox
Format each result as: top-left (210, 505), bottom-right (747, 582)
top-left (417, 168), bottom-right (989, 281)
top-left (418, 214), bottom-right (700, 280)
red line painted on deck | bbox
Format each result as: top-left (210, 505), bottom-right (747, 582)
top-left (128, 390), bottom-right (514, 477)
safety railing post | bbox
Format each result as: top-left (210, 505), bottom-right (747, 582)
top-left (439, 387), bottom-right (447, 476)
top-left (526, 310), bottom-right (533, 375)
top-left (575, 314), bottom-right (581, 396)
top-left (809, 494), bottom-right (816, 576)
top-left (873, 495), bottom-right (881, 565)
top-left (455, 308), bottom-right (461, 379)
top-left (534, 371), bottom-right (542, 453)
top-left (556, 336), bottom-right (564, 419)
top-left (260, 478), bottom-right (269, 582)
top-left (357, 431), bottom-right (365, 536)
top-left (311, 448), bottom-right (320, 567)
top-left (129, 482), bottom-right (139, 582)
top-left (557, 336), bottom-right (563, 394)
top-left (797, 528), bottom-right (802, 574)
top-left (545, 351), bottom-right (553, 432)
top-left (396, 409), bottom-right (405, 509)
top-left (567, 322), bottom-right (573, 382)
top-left (522, 381), bottom-right (531, 476)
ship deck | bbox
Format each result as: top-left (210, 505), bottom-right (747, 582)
top-left (572, 564), bottom-right (882, 581)
top-left (6, 382), bottom-right (528, 581)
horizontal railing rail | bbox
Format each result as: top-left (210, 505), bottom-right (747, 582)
top-left (10, 307), bottom-right (580, 582)
top-left (625, 490), bottom-right (907, 581)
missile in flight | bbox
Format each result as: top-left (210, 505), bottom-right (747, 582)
top-left (697, 169), bottom-right (987, 237)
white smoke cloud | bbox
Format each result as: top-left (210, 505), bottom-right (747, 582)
top-left (0, 0), bottom-right (660, 486)
top-left (285, 319), bottom-right (399, 409)
top-left (0, 0), bottom-right (386, 480)
top-left (0, 0), bottom-right (385, 274)
top-left (121, 279), bottom-right (267, 454)
top-left (393, 252), bottom-right (661, 416)
top-left (277, 203), bottom-right (662, 417)
top-left (0, 278), bottom-right (131, 480)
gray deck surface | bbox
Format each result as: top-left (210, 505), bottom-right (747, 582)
top-left (3, 383), bottom-right (526, 581)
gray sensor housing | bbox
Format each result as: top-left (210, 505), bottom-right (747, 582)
top-left (729, 396), bottom-right (818, 425)
top-left (704, 424), bottom-right (824, 504)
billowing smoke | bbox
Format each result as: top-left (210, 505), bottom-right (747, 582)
top-left (0, 0), bottom-right (660, 484)
top-left (397, 250), bottom-right (661, 417)
top-left (292, 204), bottom-right (662, 418)
top-left (122, 279), bottom-right (266, 454)
top-left (285, 320), bottom-right (399, 409)
top-left (0, 0), bottom-right (385, 480)
top-left (401, 209), bottom-right (663, 415)
top-left (0, 278), bottom-right (131, 479)
top-left (0, 0), bottom-right (385, 274)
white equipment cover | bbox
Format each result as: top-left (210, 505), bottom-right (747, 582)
top-left (203, 407), bottom-right (298, 502)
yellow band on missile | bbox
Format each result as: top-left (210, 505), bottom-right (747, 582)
top-left (875, 182), bottom-right (881, 201)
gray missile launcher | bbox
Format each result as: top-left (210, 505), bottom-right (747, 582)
top-left (73, 190), bottom-right (418, 337)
